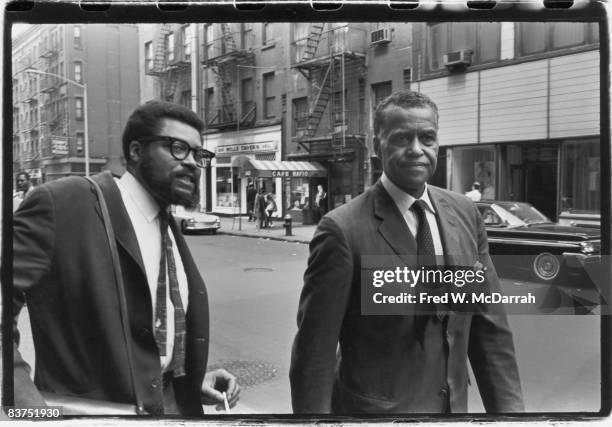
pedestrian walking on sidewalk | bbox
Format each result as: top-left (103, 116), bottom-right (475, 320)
top-left (254, 188), bottom-right (266, 229)
top-left (265, 193), bottom-right (277, 228)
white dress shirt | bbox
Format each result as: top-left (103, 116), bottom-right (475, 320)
top-left (380, 173), bottom-right (444, 256)
top-left (116, 172), bottom-right (189, 371)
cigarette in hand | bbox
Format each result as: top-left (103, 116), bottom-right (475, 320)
top-left (223, 391), bottom-right (231, 414)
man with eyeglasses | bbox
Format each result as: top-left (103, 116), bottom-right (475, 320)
top-left (12, 101), bottom-right (239, 416)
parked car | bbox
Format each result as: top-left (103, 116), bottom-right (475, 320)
top-left (172, 206), bottom-right (221, 235)
top-left (475, 201), bottom-right (601, 286)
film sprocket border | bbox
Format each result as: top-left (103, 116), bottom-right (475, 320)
top-left (3, 0), bottom-right (610, 421)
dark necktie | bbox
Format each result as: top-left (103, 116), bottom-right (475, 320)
top-left (411, 200), bottom-right (443, 345)
top-left (154, 211), bottom-right (186, 377)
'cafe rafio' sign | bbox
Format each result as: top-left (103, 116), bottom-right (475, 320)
top-left (216, 141), bottom-right (278, 155)
top-left (271, 170), bottom-right (313, 178)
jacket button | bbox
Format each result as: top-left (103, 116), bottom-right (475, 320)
top-left (151, 377), bottom-right (160, 388)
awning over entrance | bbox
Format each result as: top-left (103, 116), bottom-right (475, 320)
top-left (233, 156), bottom-right (327, 178)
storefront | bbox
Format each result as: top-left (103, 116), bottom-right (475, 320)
top-left (203, 125), bottom-right (282, 215)
top-left (234, 156), bottom-right (327, 222)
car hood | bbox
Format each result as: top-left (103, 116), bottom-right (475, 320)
top-left (525, 223), bottom-right (601, 238)
top-left (487, 223), bottom-right (600, 241)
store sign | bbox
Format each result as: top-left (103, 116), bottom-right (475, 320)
top-left (271, 170), bottom-right (316, 178)
top-left (216, 141), bottom-right (278, 155)
top-left (51, 139), bottom-right (68, 155)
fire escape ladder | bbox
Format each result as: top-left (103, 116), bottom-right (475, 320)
top-left (305, 59), bottom-right (333, 138)
top-left (212, 63), bottom-right (236, 122)
top-left (151, 24), bottom-right (172, 75)
top-left (301, 23), bottom-right (325, 62)
top-left (165, 68), bottom-right (180, 100)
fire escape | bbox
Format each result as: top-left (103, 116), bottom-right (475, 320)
top-left (202, 23), bottom-right (255, 129)
top-left (146, 24), bottom-right (191, 102)
top-left (291, 24), bottom-right (367, 160)
top-left (38, 36), bottom-right (67, 158)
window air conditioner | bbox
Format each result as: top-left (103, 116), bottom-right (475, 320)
top-left (443, 50), bottom-right (472, 70)
top-left (370, 28), bottom-right (391, 46)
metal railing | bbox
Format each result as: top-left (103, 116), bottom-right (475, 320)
top-left (204, 31), bottom-right (256, 62)
top-left (207, 101), bottom-right (256, 128)
top-left (293, 110), bottom-right (366, 138)
top-left (291, 24), bottom-right (367, 65)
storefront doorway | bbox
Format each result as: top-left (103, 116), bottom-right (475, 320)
top-left (503, 142), bottom-right (559, 221)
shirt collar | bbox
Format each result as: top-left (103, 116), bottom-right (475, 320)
top-left (380, 172), bottom-right (436, 215)
top-left (118, 171), bottom-right (161, 223)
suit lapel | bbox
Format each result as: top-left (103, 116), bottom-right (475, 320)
top-left (373, 182), bottom-right (418, 260)
top-left (93, 172), bottom-right (147, 276)
top-left (428, 186), bottom-right (461, 266)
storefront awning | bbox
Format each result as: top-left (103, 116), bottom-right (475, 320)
top-left (232, 156), bottom-right (327, 178)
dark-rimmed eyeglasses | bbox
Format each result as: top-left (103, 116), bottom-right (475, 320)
top-left (136, 136), bottom-right (215, 168)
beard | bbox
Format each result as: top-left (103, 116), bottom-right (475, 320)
top-left (139, 158), bottom-right (200, 209)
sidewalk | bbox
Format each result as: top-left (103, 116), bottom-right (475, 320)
top-left (217, 216), bottom-right (317, 244)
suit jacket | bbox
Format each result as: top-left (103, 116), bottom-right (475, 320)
top-left (12, 172), bottom-right (210, 416)
top-left (289, 181), bottom-right (524, 414)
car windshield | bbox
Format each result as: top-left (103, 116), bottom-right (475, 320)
top-left (490, 202), bottom-right (552, 227)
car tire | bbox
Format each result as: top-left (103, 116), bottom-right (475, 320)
top-left (181, 220), bottom-right (188, 234)
top-left (532, 252), bottom-right (561, 281)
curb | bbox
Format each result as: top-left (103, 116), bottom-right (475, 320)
top-left (218, 230), bottom-right (311, 244)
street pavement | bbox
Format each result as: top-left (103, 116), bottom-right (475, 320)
top-left (13, 225), bottom-right (602, 416)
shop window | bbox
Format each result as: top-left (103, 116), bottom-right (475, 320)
top-left (290, 178), bottom-right (310, 210)
top-left (560, 139), bottom-right (600, 213)
top-left (216, 166), bottom-right (238, 208)
top-left (263, 72), bottom-right (276, 118)
top-left (450, 146), bottom-right (496, 200)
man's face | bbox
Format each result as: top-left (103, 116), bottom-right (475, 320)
top-left (374, 105), bottom-right (439, 197)
top-left (135, 118), bottom-right (202, 208)
top-left (16, 175), bottom-right (30, 192)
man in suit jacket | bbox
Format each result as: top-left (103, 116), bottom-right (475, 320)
top-left (12, 101), bottom-right (240, 415)
top-left (290, 90), bottom-right (524, 414)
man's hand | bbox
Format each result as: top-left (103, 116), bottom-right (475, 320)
top-left (201, 369), bottom-right (240, 410)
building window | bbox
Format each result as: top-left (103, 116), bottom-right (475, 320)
top-left (450, 146), bottom-right (496, 200)
top-left (205, 24), bottom-right (214, 60)
top-left (180, 90), bottom-right (191, 108)
top-left (74, 26), bottom-right (82, 49)
top-left (560, 139), bottom-right (600, 214)
top-left (263, 72), bottom-right (276, 118)
top-left (76, 132), bottom-right (84, 153)
top-left (183, 25), bottom-right (192, 61)
top-left (517, 22), bottom-right (598, 58)
top-left (292, 97), bottom-right (308, 134)
top-left (144, 41), bottom-right (153, 72)
top-left (262, 23), bottom-right (271, 45)
top-left (403, 68), bottom-right (412, 89)
top-left (75, 97), bottom-right (84, 120)
top-left (216, 167), bottom-right (238, 208)
top-left (372, 81), bottom-right (392, 111)
top-left (74, 61), bottom-right (83, 83)
top-left (204, 87), bottom-right (214, 124)
top-left (427, 22), bottom-right (501, 71)
top-left (332, 90), bottom-right (348, 125)
top-left (241, 23), bottom-right (253, 50)
top-left (166, 32), bottom-right (175, 63)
